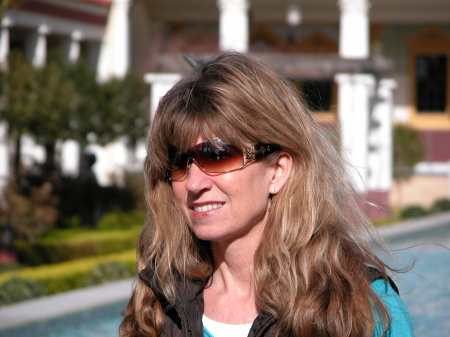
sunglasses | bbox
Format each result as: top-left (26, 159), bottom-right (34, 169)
top-left (168, 139), bottom-right (281, 182)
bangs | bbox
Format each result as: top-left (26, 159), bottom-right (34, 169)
top-left (159, 107), bottom-right (250, 153)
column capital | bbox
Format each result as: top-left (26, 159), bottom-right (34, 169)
top-left (38, 25), bottom-right (49, 35)
top-left (379, 78), bottom-right (397, 91)
top-left (1, 17), bottom-right (12, 28)
top-left (71, 30), bottom-right (83, 41)
top-left (335, 73), bottom-right (375, 90)
top-left (353, 73), bottom-right (376, 87)
top-left (338, 0), bottom-right (370, 13)
top-left (113, 0), bottom-right (132, 7)
top-left (217, 0), bottom-right (249, 11)
top-left (334, 73), bottom-right (352, 85)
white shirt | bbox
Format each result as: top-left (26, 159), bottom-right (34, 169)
top-left (202, 315), bottom-right (254, 337)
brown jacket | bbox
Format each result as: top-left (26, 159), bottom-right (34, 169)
top-left (139, 268), bottom-right (278, 337)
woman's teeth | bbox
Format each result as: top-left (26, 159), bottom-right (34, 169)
top-left (194, 203), bottom-right (223, 213)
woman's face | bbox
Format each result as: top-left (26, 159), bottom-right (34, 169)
top-left (171, 138), bottom-right (277, 244)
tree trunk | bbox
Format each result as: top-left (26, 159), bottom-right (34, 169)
top-left (44, 141), bottom-right (56, 177)
top-left (12, 131), bottom-right (22, 185)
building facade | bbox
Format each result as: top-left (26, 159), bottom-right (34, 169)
top-left (1, 0), bottom-right (450, 215)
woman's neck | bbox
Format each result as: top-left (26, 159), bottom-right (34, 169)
top-left (203, 223), bottom-right (264, 324)
top-left (210, 213), bottom-right (265, 289)
top-left (212, 240), bottom-right (256, 291)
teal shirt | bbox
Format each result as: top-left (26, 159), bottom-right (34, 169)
top-left (371, 279), bottom-right (415, 337)
top-left (203, 280), bottom-right (414, 337)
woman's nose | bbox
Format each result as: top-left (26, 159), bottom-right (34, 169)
top-left (185, 161), bottom-right (212, 193)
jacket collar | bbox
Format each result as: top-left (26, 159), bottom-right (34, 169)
top-left (138, 267), bottom-right (205, 309)
top-left (138, 267), bottom-right (278, 337)
top-left (139, 267), bottom-right (206, 337)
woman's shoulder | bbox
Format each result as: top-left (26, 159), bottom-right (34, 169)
top-left (370, 279), bottom-right (415, 337)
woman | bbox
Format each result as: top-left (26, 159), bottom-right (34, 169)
top-left (120, 53), bottom-right (414, 337)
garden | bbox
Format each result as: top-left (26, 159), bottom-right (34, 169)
top-left (0, 50), bottom-right (147, 305)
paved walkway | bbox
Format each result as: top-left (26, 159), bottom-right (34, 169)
top-left (377, 211), bottom-right (450, 244)
top-left (0, 279), bottom-right (134, 330)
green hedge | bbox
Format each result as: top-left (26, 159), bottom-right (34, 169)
top-left (0, 249), bottom-right (136, 305)
top-left (431, 198), bottom-right (450, 213)
top-left (97, 210), bottom-right (146, 230)
top-left (0, 277), bottom-right (46, 305)
top-left (399, 198), bottom-right (450, 220)
top-left (15, 227), bottom-right (141, 265)
top-left (400, 205), bottom-right (429, 219)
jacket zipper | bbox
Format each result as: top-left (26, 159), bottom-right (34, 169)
top-left (173, 302), bottom-right (192, 337)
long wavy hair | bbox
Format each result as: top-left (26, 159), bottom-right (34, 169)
top-left (120, 52), bottom-right (392, 337)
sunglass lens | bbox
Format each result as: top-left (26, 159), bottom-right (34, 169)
top-left (169, 141), bottom-right (245, 181)
top-left (170, 153), bottom-right (190, 181)
top-left (195, 142), bottom-right (243, 173)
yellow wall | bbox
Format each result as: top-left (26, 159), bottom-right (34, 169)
top-left (390, 176), bottom-right (450, 208)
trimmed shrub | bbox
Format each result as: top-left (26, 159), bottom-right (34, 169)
top-left (400, 205), bottom-right (428, 219)
top-left (0, 249), bottom-right (136, 303)
top-left (87, 261), bottom-right (131, 285)
top-left (97, 210), bottom-right (145, 230)
top-left (15, 227), bottom-right (140, 265)
top-left (0, 263), bottom-right (23, 273)
top-left (431, 198), bottom-right (450, 213)
top-left (0, 277), bottom-right (46, 305)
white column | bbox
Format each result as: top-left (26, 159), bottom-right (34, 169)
top-left (368, 79), bottom-right (397, 191)
top-left (0, 17), bottom-right (12, 70)
top-left (63, 30), bottom-right (82, 63)
top-left (26, 25), bottom-right (49, 68)
top-left (335, 73), bottom-right (375, 193)
top-left (61, 140), bottom-right (81, 177)
top-left (217, 0), bottom-right (249, 52)
top-left (0, 123), bottom-right (9, 199)
top-left (0, 17), bottom-right (11, 192)
top-left (144, 73), bottom-right (182, 121)
top-left (98, 0), bottom-right (130, 81)
top-left (86, 138), bottom-right (130, 186)
top-left (95, 0), bottom-right (131, 186)
top-left (338, 0), bottom-right (370, 59)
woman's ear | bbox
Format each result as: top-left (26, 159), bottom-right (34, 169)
top-left (268, 151), bottom-right (293, 195)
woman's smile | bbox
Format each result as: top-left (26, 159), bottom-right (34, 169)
top-left (190, 202), bottom-right (224, 216)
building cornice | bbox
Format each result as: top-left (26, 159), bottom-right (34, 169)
top-left (20, 0), bottom-right (108, 26)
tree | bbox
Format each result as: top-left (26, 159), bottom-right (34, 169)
top-left (25, 54), bottom-right (77, 174)
top-left (0, 51), bottom-right (38, 182)
top-left (392, 124), bottom-right (426, 210)
top-left (0, 50), bottom-right (148, 182)
top-left (64, 58), bottom-right (101, 148)
top-left (94, 73), bottom-right (147, 147)
top-left (393, 124), bottom-right (425, 181)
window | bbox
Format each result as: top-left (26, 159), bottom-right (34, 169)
top-left (408, 27), bottom-right (450, 129)
top-left (416, 55), bottom-right (447, 113)
top-left (301, 80), bottom-right (333, 112)
top-left (290, 78), bottom-right (336, 123)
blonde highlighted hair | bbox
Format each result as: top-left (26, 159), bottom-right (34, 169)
top-left (120, 52), bottom-right (391, 337)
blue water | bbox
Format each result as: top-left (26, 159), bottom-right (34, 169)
top-left (390, 241), bottom-right (450, 336)
top-left (1, 228), bottom-right (449, 337)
